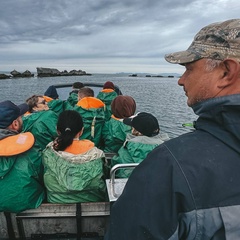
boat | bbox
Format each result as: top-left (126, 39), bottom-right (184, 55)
top-left (0, 82), bottom-right (133, 240)
top-left (0, 161), bottom-right (138, 239)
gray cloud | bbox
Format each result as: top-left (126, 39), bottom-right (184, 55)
top-left (0, 0), bottom-right (240, 73)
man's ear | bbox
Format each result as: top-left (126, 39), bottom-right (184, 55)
top-left (10, 119), bottom-right (19, 131)
top-left (219, 58), bottom-right (240, 87)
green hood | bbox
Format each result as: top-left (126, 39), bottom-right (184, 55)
top-left (23, 110), bottom-right (58, 150)
top-left (43, 142), bottom-right (107, 203)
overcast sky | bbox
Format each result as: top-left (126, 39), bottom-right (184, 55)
top-left (1, 0), bottom-right (240, 74)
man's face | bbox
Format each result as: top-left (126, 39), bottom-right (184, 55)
top-left (178, 58), bottom-right (221, 106)
top-left (33, 97), bottom-right (49, 111)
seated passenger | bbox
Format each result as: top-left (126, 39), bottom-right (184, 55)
top-left (44, 85), bottom-right (64, 115)
top-left (0, 101), bottom-right (45, 212)
top-left (74, 87), bottom-right (105, 147)
top-left (101, 95), bottom-right (136, 153)
top-left (23, 95), bottom-right (58, 150)
top-left (112, 112), bottom-right (170, 178)
top-left (43, 110), bottom-right (107, 203)
top-left (65, 81), bottom-right (84, 108)
top-left (97, 81), bottom-right (118, 120)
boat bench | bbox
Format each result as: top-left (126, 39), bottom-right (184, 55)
top-left (14, 202), bottom-right (110, 239)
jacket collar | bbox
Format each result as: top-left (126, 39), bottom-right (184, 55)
top-left (0, 129), bottom-right (18, 140)
top-left (192, 94), bottom-right (240, 154)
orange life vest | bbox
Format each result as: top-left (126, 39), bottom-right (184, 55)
top-left (77, 97), bottom-right (105, 109)
top-left (64, 139), bottom-right (94, 154)
top-left (101, 89), bottom-right (114, 93)
top-left (0, 132), bottom-right (35, 156)
top-left (43, 96), bottom-right (54, 102)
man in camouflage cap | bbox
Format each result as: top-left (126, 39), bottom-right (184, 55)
top-left (105, 19), bottom-right (240, 239)
top-left (165, 19), bottom-right (240, 64)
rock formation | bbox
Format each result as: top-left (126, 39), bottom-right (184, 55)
top-left (37, 67), bottom-right (91, 77)
top-left (10, 69), bottom-right (34, 78)
top-left (0, 74), bottom-right (11, 79)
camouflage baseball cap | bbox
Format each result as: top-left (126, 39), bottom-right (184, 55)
top-left (165, 19), bottom-right (240, 64)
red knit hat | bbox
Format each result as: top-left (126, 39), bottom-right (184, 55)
top-left (103, 81), bottom-right (115, 90)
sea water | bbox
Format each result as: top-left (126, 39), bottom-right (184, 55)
top-left (0, 73), bottom-right (197, 138)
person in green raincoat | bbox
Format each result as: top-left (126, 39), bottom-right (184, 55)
top-left (101, 95), bottom-right (136, 153)
top-left (97, 81), bottom-right (118, 120)
top-left (64, 82), bottom-right (84, 110)
top-left (23, 95), bottom-right (58, 150)
top-left (0, 101), bottom-right (45, 213)
top-left (43, 110), bottom-right (107, 203)
top-left (112, 112), bottom-right (170, 178)
top-left (74, 87), bottom-right (106, 147)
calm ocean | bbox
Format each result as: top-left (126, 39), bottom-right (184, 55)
top-left (0, 73), bottom-right (197, 138)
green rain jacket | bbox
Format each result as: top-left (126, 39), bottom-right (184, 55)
top-left (101, 117), bottom-right (132, 153)
top-left (23, 110), bottom-right (58, 150)
top-left (43, 142), bottom-right (107, 203)
top-left (74, 97), bottom-right (106, 147)
top-left (67, 92), bottom-right (79, 106)
top-left (64, 92), bottom-right (78, 110)
top-left (97, 90), bottom-right (118, 120)
top-left (112, 133), bottom-right (170, 178)
top-left (0, 130), bottom-right (45, 212)
top-left (47, 99), bottom-right (65, 115)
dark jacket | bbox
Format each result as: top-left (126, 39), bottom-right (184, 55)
top-left (105, 94), bottom-right (240, 240)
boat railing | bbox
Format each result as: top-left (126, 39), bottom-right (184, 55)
top-left (106, 163), bottom-right (139, 202)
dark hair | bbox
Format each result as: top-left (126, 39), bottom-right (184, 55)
top-left (78, 87), bottom-right (94, 99)
top-left (26, 95), bottom-right (43, 113)
top-left (72, 82), bottom-right (84, 89)
top-left (53, 110), bottom-right (83, 151)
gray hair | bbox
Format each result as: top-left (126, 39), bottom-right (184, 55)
top-left (205, 59), bottom-right (222, 72)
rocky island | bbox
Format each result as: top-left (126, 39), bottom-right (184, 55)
top-left (0, 67), bottom-right (91, 79)
top-left (37, 67), bottom-right (91, 77)
top-left (11, 70), bottom-right (34, 78)
top-left (0, 69), bottom-right (34, 79)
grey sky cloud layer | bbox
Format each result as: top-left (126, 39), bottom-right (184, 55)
top-left (1, 0), bottom-right (240, 74)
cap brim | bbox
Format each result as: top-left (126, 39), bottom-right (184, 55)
top-left (123, 117), bottom-right (133, 126)
top-left (165, 50), bottom-right (202, 64)
top-left (18, 103), bottom-right (29, 115)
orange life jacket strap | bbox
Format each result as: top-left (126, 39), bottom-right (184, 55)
top-left (77, 97), bottom-right (105, 109)
top-left (0, 132), bottom-right (35, 156)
